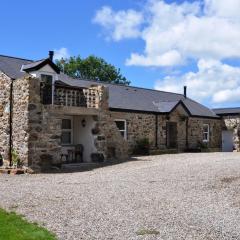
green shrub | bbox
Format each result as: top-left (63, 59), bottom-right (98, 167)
top-left (197, 141), bottom-right (208, 151)
top-left (133, 138), bottom-right (150, 155)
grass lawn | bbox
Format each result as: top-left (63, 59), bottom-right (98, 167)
top-left (0, 208), bottom-right (56, 240)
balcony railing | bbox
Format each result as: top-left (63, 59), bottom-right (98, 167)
top-left (40, 83), bottom-right (100, 109)
top-left (54, 86), bottom-right (87, 107)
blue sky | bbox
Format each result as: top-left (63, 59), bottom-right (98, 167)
top-left (1, 0), bottom-right (240, 108)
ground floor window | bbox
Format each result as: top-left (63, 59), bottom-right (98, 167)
top-left (114, 119), bottom-right (127, 140)
top-left (203, 124), bottom-right (209, 142)
top-left (61, 118), bottom-right (73, 145)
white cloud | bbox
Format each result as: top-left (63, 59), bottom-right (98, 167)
top-left (54, 47), bottom-right (70, 60)
top-left (94, 0), bottom-right (240, 66)
top-left (93, 6), bottom-right (143, 41)
top-left (155, 59), bottom-right (240, 104)
top-left (126, 50), bottom-right (182, 67)
top-left (205, 0), bottom-right (240, 18)
top-left (94, 0), bottom-right (240, 105)
top-left (213, 88), bottom-right (240, 103)
top-left (128, 0), bottom-right (240, 66)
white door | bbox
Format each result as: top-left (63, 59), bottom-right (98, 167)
top-left (222, 130), bottom-right (233, 152)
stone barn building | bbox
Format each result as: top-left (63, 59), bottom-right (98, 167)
top-left (0, 51), bottom-right (231, 172)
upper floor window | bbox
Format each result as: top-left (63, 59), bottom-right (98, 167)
top-left (115, 119), bottom-right (127, 140)
top-left (203, 124), bottom-right (209, 142)
top-left (41, 74), bottom-right (53, 85)
top-left (40, 74), bottom-right (53, 105)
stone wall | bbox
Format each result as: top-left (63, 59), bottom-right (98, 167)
top-left (93, 87), bottom-right (129, 161)
top-left (0, 72), bottom-right (11, 163)
top-left (12, 76), bottom-right (31, 165)
top-left (95, 112), bottom-right (129, 160)
top-left (106, 104), bottom-right (222, 153)
top-left (188, 118), bottom-right (221, 150)
top-left (107, 111), bottom-right (156, 151)
top-left (11, 76), bottom-right (62, 171)
top-left (222, 116), bottom-right (240, 151)
top-left (27, 78), bottom-right (62, 171)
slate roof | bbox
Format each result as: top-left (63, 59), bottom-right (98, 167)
top-left (0, 54), bottom-right (219, 119)
top-left (58, 73), bottom-right (219, 118)
top-left (22, 58), bottom-right (60, 73)
top-left (213, 107), bottom-right (240, 116)
top-left (21, 59), bottom-right (46, 71)
top-left (0, 55), bottom-right (32, 79)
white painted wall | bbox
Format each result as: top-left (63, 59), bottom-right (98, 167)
top-left (29, 64), bottom-right (58, 81)
top-left (73, 115), bottom-right (96, 162)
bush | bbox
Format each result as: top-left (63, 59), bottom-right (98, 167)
top-left (197, 141), bottom-right (209, 152)
top-left (133, 138), bottom-right (150, 155)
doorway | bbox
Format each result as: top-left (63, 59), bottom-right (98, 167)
top-left (222, 130), bottom-right (233, 152)
top-left (166, 122), bottom-right (178, 148)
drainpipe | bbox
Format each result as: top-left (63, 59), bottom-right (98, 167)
top-left (8, 79), bottom-right (13, 166)
top-left (49, 51), bottom-right (55, 105)
top-left (155, 114), bottom-right (158, 148)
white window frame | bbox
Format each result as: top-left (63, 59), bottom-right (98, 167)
top-left (203, 124), bottom-right (210, 142)
top-left (61, 117), bottom-right (73, 145)
top-left (114, 119), bottom-right (127, 140)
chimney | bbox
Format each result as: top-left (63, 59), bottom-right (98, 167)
top-left (48, 51), bottom-right (54, 61)
top-left (184, 86), bottom-right (187, 98)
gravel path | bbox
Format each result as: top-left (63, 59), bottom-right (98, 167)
top-left (1, 152), bottom-right (240, 240)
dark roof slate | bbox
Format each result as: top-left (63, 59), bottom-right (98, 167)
top-left (21, 59), bottom-right (46, 71)
top-left (0, 55), bottom-right (32, 79)
top-left (213, 107), bottom-right (240, 115)
top-left (58, 74), bottom-right (219, 118)
top-left (22, 58), bottom-right (60, 74)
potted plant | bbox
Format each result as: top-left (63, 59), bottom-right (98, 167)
top-left (11, 149), bottom-right (21, 168)
top-left (0, 154), bottom-right (3, 167)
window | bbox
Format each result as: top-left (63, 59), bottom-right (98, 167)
top-left (40, 74), bottom-right (53, 105)
top-left (203, 124), bottom-right (209, 142)
top-left (41, 74), bottom-right (53, 85)
top-left (61, 118), bottom-right (73, 145)
top-left (115, 119), bottom-right (127, 140)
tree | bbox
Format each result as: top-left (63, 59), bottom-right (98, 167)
top-left (56, 55), bottom-right (130, 85)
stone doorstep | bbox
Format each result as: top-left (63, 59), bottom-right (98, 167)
top-left (61, 162), bottom-right (103, 171)
top-left (149, 148), bottom-right (178, 155)
top-left (0, 168), bottom-right (25, 175)
top-left (62, 162), bottom-right (101, 168)
top-left (0, 169), bottom-right (11, 174)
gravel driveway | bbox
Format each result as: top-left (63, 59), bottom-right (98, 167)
top-left (1, 152), bottom-right (240, 240)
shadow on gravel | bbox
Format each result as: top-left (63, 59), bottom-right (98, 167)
top-left (220, 176), bottom-right (240, 184)
top-left (43, 156), bottom-right (145, 174)
top-left (209, 176), bottom-right (240, 191)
